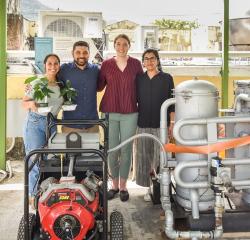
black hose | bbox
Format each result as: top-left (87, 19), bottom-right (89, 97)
top-left (87, 224), bottom-right (98, 240)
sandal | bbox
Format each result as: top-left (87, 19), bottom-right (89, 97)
top-left (107, 189), bottom-right (119, 200)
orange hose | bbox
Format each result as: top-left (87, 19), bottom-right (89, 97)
top-left (164, 135), bottom-right (250, 154)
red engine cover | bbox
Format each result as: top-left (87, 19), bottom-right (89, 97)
top-left (39, 189), bottom-right (99, 240)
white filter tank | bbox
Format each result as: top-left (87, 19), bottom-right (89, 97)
top-left (174, 80), bottom-right (219, 211)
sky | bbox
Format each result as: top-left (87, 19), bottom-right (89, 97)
top-left (37, 0), bottom-right (250, 26)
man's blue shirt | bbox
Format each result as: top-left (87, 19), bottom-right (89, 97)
top-left (58, 62), bottom-right (99, 128)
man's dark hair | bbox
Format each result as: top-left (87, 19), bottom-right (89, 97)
top-left (73, 41), bottom-right (90, 51)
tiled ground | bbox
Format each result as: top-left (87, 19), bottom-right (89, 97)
top-left (108, 181), bottom-right (163, 240)
top-left (1, 161), bottom-right (250, 240)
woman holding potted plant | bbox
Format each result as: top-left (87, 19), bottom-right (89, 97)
top-left (22, 54), bottom-right (64, 203)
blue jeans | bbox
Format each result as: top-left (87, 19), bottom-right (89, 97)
top-left (23, 112), bottom-right (47, 196)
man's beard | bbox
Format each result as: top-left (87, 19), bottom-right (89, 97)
top-left (74, 58), bottom-right (87, 67)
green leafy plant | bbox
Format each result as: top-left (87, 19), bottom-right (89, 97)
top-left (153, 19), bottom-right (199, 30)
top-left (24, 76), bottom-right (37, 84)
top-left (25, 76), bottom-right (54, 107)
top-left (60, 80), bottom-right (78, 105)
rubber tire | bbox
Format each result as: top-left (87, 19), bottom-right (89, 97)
top-left (110, 211), bottom-right (123, 240)
top-left (17, 213), bottom-right (36, 240)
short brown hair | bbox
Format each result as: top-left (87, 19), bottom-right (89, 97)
top-left (114, 34), bottom-right (131, 47)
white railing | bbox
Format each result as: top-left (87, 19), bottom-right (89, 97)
top-left (7, 50), bottom-right (250, 77)
top-left (103, 50), bottom-right (250, 59)
top-left (7, 50), bottom-right (250, 60)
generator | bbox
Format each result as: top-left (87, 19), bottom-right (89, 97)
top-left (17, 114), bottom-right (123, 240)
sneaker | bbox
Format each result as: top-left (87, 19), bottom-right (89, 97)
top-left (120, 190), bottom-right (129, 202)
top-left (144, 192), bottom-right (151, 202)
top-left (144, 188), bottom-right (152, 202)
top-left (107, 189), bottom-right (119, 200)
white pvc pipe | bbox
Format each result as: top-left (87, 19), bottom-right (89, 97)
top-left (6, 137), bottom-right (15, 153)
top-left (0, 170), bottom-right (8, 183)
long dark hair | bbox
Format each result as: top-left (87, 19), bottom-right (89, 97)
top-left (43, 53), bottom-right (64, 88)
top-left (142, 48), bottom-right (162, 71)
top-left (43, 53), bottom-right (60, 65)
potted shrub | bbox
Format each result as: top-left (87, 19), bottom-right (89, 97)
top-left (60, 80), bottom-right (78, 111)
top-left (25, 76), bottom-right (54, 113)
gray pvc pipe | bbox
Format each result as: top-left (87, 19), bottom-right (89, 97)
top-left (174, 158), bottom-right (250, 189)
top-left (160, 98), bottom-right (176, 144)
top-left (159, 98), bottom-right (224, 239)
top-left (164, 193), bottom-right (224, 239)
top-left (222, 158), bottom-right (250, 165)
top-left (234, 93), bottom-right (250, 112)
top-left (190, 189), bottom-right (200, 219)
top-left (174, 160), bottom-right (209, 188)
top-left (173, 115), bottom-right (250, 145)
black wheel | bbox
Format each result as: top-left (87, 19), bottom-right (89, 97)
top-left (17, 213), bottom-right (37, 240)
top-left (110, 211), bottom-right (123, 240)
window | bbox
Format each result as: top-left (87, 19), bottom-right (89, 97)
top-left (45, 18), bottom-right (83, 38)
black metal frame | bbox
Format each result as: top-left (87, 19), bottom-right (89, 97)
top-left (24, 113), bottom-right (109, 240)
top-left (170, 188), bottom-right (250, 233)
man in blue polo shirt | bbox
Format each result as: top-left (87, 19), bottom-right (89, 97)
top-left (58, 41), bottom-right (99, 133)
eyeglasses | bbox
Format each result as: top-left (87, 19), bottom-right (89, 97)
top-left (143, 57), bottom-right (157, 62)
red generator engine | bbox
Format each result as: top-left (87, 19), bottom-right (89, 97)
top-left (38, 171), bottom-right (102, 240)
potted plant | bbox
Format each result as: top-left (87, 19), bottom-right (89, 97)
top-left (60, 80), bottom-right (78, 111)
top-left (25, 76), bottom-right (54, 113)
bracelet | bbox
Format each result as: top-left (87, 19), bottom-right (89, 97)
top-left (170, 121), bottom-right (175, 124)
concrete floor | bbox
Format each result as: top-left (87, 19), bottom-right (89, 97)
top-left (1, 161), bottom-right (250, 240)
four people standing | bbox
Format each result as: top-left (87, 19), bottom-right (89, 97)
top-left (23, 36), bottom-right (175, 204)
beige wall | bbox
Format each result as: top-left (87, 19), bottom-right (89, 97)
top-left (7, 75), bottom-right (26, 99)
top-left (8, 73), bottom-right (250, 108)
